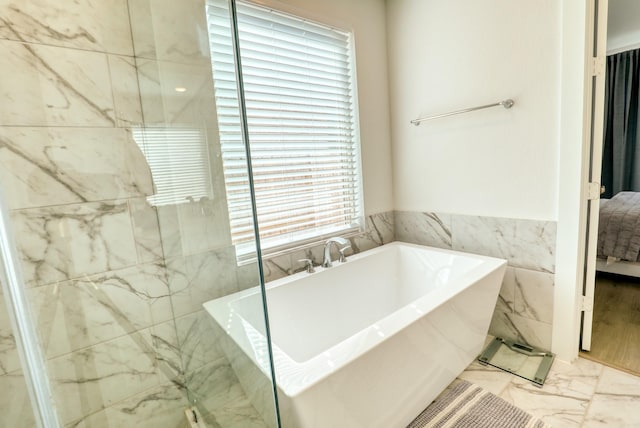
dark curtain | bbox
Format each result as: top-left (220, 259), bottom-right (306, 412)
top-left (602, 49), bottom-right (640, 199)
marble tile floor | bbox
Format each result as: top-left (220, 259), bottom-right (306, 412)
top-left (184, 334), bottom-right (640, 428)
top-left (459, 356), bottom-right (640, 427)
top-left (197, 355), bottom-right (640, 428)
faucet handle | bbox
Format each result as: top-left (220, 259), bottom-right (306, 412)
top-left (338, 245), bottom-right (351, 263)
top-left (297, 258), bottom-right (315, 273)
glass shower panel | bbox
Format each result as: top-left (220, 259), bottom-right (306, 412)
top-left (128, 0), bottom-right (279, 426)
top-left (0, 0), bottom-right (194, 424)
top-left (0, 0), bottom-right (277, 426)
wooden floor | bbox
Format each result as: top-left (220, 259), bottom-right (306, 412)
top-left (580, 273), bottom-right (640, 376)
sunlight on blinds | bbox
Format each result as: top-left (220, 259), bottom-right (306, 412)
top-left (207, 0), bottom-right (363, 256)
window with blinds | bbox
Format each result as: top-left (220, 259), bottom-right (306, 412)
top-left (207, 0), bottom-right (364, 258)
top-left (132, 127), bottom-right (214, 207)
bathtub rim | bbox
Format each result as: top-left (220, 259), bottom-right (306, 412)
top-left (203, 241), bottom-right (507, 397)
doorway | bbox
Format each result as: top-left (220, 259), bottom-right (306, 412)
top-left (580, 0), bottom-right (640, 376)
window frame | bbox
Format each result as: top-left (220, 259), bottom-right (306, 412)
top-left (208, 0), bottom-right (365, 261)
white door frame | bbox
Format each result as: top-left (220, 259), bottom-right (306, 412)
top-left (581, 0), bottom-right (608, 351)
top-left (553, 0), bottom-right (607, 362)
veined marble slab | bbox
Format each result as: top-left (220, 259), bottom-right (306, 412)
top-left (394, 211), bottom-right (556, 273)
top-left (0, 293), bottom-right (19, 376)
top-left (0, 370), bottom-right (37, 427)
top-left (395, 211), bottom-right (452, 249)
top-left (350, 211), bottom-right (395, 253)
top-left (0, 0), bottom-right (133, 55)
top-left (488, 310), bottom-right (552, 350)
top-left (175, 311), bottom-right (224, 374)
top-left (583, 366), bottom-right (640, 427)
top-left (512, 268), bottom-right (554, 324)
top-left (108, 55), bottom-right (144, 127)
top-left (499, 358), bottom-right (603, 427)
top-left (269, 211), bottom-right (396, 279)
top-left (128, 0), bottom-right (213, 64)
top-left (150, 320), bottom-right (184, 382)
top-left (129, 198), bottom-right (164, 264)
top-left (451, 215), bottom-right (556, 273)
top-left (495, 267), bottom-right (517, 314)
top-left (67, 382), bottom-right (189, 428)
top-left (47, 329), bottom-right (163, 425)
top-left (186, 356), bottom-right (269, 428)
top-left (29, 262), bottom-right (172, 359)
top-left (166, 246), bottom-right (238, 318)
top-left (12, 200), bottom-right (139, 287)
top-left (0, 127), bottom-right (153, 210)
top-left (0, 40), bottom-right (117, 126)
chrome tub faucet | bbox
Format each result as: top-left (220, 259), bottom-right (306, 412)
top-left (323, 237), bottom-right (351, 268)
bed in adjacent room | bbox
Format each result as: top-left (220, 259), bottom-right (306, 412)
top-left (597, 191), bottom-right (640, 277)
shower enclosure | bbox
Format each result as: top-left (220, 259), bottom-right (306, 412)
top-left (0, 0), bottom-right (279, 426)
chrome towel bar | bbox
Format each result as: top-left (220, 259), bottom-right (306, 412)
top-left (410, 98), bottom-right (515, 126)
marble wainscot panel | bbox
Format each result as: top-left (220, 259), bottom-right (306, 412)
top-left (11, 200), bottom-right (139, 287)
top-left (264, 211), bottom-right (396, 281)
top-left (0, 127), bottom-right (153, 210)
top-left (488, 267), bottom-right (554, 350)
top-left (450, 215), bottom-right (556, 273)
top-left (350, 211), bottom-right (395, 253)
top-left (0, 0), bottom-right (134, 55)
top-left (394, 211), bottom-right (556, 350)
top-left (395, 211), bottom-right (452, 249)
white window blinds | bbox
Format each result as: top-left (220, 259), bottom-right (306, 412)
top-left (207, 0), bottom-right (363, 256)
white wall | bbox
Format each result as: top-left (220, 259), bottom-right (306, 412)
top-left (608, 0), bottom-right (640, 53)
top-left (387, 0), bottom-right (561, 221)
top-left (251, 0), bottom-right (394, 216)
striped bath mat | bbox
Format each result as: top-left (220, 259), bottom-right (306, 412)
top-left (407, 380), bottom-right (551, 428)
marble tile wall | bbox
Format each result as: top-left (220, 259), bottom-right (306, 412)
top-left (395, 211), bottom-right (557, 350)
top-left (258, 211), bottom-right (396, 284)
top-left (0, 0), bottom-right (195, 426)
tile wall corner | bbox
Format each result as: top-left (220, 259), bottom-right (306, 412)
top-left (394, 210), bottom-right (556, 350)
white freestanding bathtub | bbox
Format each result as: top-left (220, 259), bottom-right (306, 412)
top-left (203, 242), bottom-right (506, 428)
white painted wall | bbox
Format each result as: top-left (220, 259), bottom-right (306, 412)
top-left (607, 0), bottom-right (640, 53)
top-left (387, 0), bottom-right (561, 221)
top-left (250, 0), bottom-right (394, 215)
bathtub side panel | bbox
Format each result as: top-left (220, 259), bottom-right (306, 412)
top-left (279, 264), bottom-right (506, 428)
